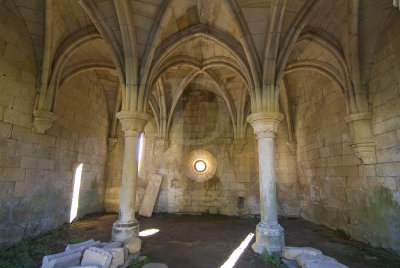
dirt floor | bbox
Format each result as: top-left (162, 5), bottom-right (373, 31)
top-left (4, 213), bottom-right (400, 268)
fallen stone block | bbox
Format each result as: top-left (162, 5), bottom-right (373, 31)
top-left (125, 237), bottom-right (141, 254)
top-left (282, 247), bottom-right (322, 260)
top-left (106, 247), bottom-right (125, 268)
top-left (142, 263), bottom-right (168, 268)
top-left (81, 247), bottom-right (112, 268)
top-left (65, 239), bottom-right (101, 254)
top-left (295, 253), bottom-right (338, 267)
top-left (101, 241), bottom-right (123, 248)
top-left (41, 251), bottom-right (81, 268)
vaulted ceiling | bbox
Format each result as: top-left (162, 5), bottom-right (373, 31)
top-left (9, 0), bottom-right (398, 140)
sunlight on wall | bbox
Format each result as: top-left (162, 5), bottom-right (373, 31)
top-left (220, 233), bottom-right (254, 268)
top-left (70, 163), bottom-right (83, 223)
top-left (138, 133), bottom-right (145, 172)
top-left (139, 228), bottom-right (160, 237)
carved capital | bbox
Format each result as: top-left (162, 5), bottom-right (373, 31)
top-left (247, 112), bottom-right (284, 139)
top-left (345, 112), bottom-right (376, 164)
top-left (155, 138), bottom-right (170, 152)
top-left (116, 111), bottom-right (151, 137)
top-left (32, 110), bottom-right (58, 134)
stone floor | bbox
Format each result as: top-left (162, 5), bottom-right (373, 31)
top-left (15, 214), bottom-right (400, 267)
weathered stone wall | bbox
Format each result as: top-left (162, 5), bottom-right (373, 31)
top-left (288, 62), bottom-right (400, 252)
top-left (105, 89), bottom-right (299, 217)
top-left (0, 3), bottom-right (109, 246)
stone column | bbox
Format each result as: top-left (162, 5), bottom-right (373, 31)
top-left (247, 112), bottom-right (285, 254)
top-left (112, 111), bottom-right (151, 242)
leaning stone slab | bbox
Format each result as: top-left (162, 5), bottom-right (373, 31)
top-left (65, 240), bottom-right (101, 254)
top-left (282, 247), bottom-right (322, 260)
top-left (81, 247), bottom-right (112, 268)
top-left (106, 247), bottom-right (125, 268)
top-left (142, 263), bottom-right (168, 268)
top-left (295, 254), bottom-right (338, 267)
top-left (101, 241), bottom-right (123, 248)
top-left (41, 251), bottom-right (81, 268)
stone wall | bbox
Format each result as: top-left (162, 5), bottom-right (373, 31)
top-left (105, 88), bottom-right (299, 217)
top-left (288, 63), bottom-right (400, 252)
top-left (0, 3), bottom-right (109, 245)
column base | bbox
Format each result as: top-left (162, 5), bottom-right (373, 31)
top-left (252, 222), bottom-right (285, 254)
top-left (111, 220), bottom-right (139, 242)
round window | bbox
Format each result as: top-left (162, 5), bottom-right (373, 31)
top-left (194, 160), bottom-right (207, 173)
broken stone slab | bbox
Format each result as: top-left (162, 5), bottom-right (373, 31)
top-left (66, 266), bottom-right (98, 268)
top-left (295, 253), bottom-right (338, 267)
top-left (304, 262), bottom-right (349, 268)
top-left (282, 247), bottom-right (323, 260)
top-left (106, 248), bottom-right (125, 268)
top-left (101, 241), bottom-right (123, 248)
top-left (81, 247), bottom-right (112, 268)
top-left (65, 239), bottom-right (101, 254)
top-left (282, 258), bottom-right (300, 268)
top-left (41, 251), bottom-right (81, 268)
top-left (142, 263), bottom-right (168, 268)
top-left (125, 237), bottom-right (141, 254)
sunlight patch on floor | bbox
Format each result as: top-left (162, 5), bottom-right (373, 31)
top-left (139, 228), bottom-right (160, 237)
top-left (220, 233), bottom-right (254, 268)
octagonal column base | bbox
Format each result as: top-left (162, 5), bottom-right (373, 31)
top-left (112, 220), bottom-right (139, 243)
top-left (252, 222), bottom-right (285, 254)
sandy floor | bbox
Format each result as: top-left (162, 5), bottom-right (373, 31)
top-left (39, 213), bottom-right (400, 268)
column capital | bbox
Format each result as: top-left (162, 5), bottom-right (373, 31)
top-left (117, 111), bottom-right (152, 137)
top-left (32, 109), bottom-right (59, 134)
top-left (344, 112), bottom-right (371, 123)
top-left (344, 112), bottom-right (376, 164)
top-left (247, 112), bottom-right (284, 139)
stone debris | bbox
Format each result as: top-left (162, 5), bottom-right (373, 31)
top-left (81, 247), bottom-right (113, 268)
top-left (282, 247), bottom-right (322, 260)
top-left (303, 262), bottom-right (349, 268)
top-left (281, 247), bottom-right (349, 268)
top-left (42, 238), bottom-right (144, 268)
top-left (101, 241), bottom-right (123, 248)
top-left (106, 248), bottom-right (125, 268)
top-left (296, 254), bottom-right (337, 267)
top-left (125, 237), bottom-right (142, 254)
top-left (41, 251), bottom-right (81, 268)
top-left (65, 239), bottom-right (101, 254)
top-left (282, 258), bottom-right (300, 268)
top-left (67, 266), bottom-right (99, 268)
top-left (142, 263), bottom-right (168, 268)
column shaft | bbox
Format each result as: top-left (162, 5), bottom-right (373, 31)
top-left (112, 111), bottom-right (151, 242)
top-left (248, 112), bottom-right (285, 254)
top-left (258, 136), bottom-right (278, 226)
top-left (119, 134), bottom-right (139, 223)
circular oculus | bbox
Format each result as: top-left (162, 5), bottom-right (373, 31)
top-left (194, 160), bottom-right (207, 173)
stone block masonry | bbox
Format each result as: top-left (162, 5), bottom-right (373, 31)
top-left (0, 3), bottom-right (109, 246)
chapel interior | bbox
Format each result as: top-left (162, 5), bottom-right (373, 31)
top-left (0, 0), bottom-right (400, 267)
